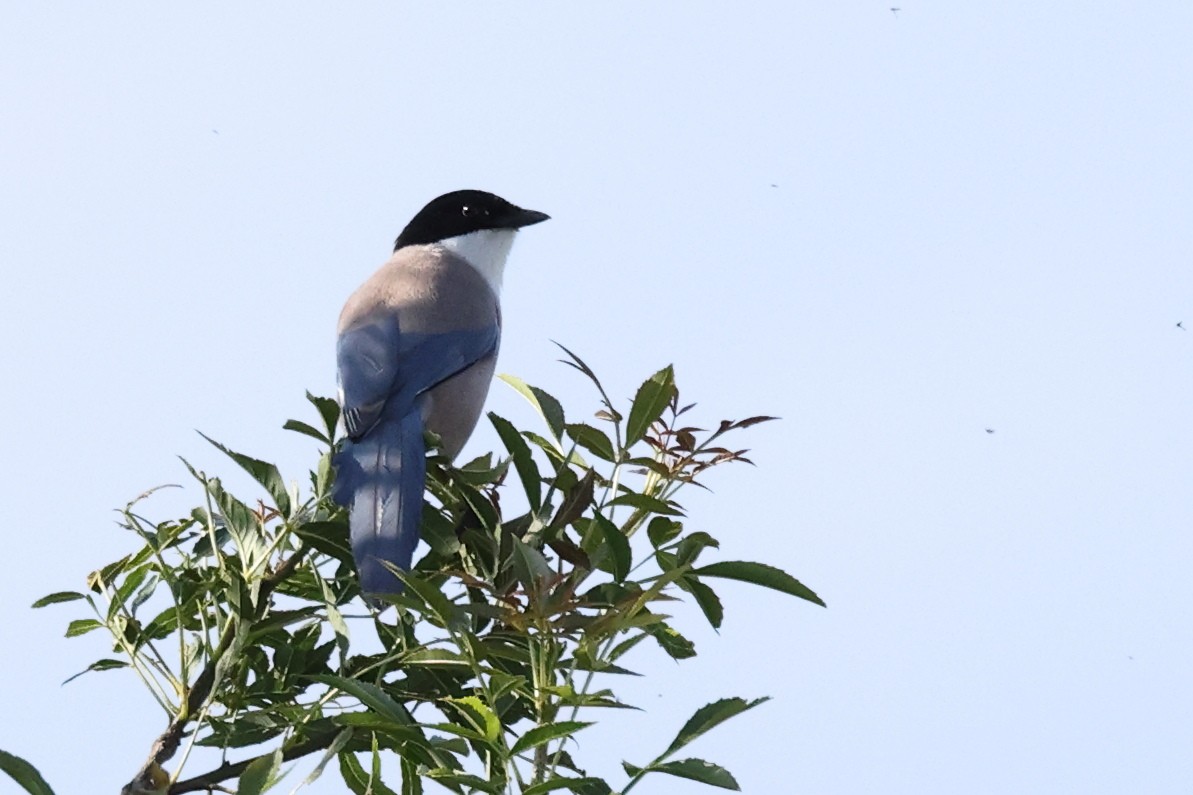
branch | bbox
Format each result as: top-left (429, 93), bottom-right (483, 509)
top-left (121, 543), bottom-right (310, 795)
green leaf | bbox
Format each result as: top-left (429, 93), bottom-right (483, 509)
top-left (625, 365), bottom-right (675, 446)
top-left (394, 570), bottom-right (461, 629)
top-left (238, 748), bottom-right (282, 795)
top-left (510, 536), bottom-right (554, 588)
top-left (283, 419), bottom-right (330, 444)
top-left (30, 591), bottom-right (84, 609)
top-left (295, 729), bottom-right (354, 789)
top-left (64, 619), bottom-right (102, 638)
top-left (664, 697), bottom-right (770, 758)
top-left (510, 721), bottom-right (593, 755)
top-left (62, 658), bottom-right (129, 685)
top-left (424, 768), bottom-right (503, 794)
top-left (608, 493), bottom-right (683, 516)
top-left (646, 517), bottom-right (682, 548)
top-left (650, 758), bottom-right (740, 790)
top-left (522, 777), bottom-right (612, 795)
top-left (311, 675), bottom-right (414, 727)
top-left (293, 519), bottom-right (352, 564)
top-left (646, 623), bottom-right (696, 660)
top-left (593, 514), bottom-right (631, 583)
top-left (680, 576), bottom-right (724, 629)
top-left (200, 433), bottom-right (292, 519)
top-left (490, 412), bottom-right (542, 511)
top-left (694, 561), bottom-right (825, 607)
top-left (445, 695), bottom-right (502, 743)
top-left (565, 423), bottom-right (616, 462)
top-left (499, 374), bottom-right (566, 442)
top-left (0, 750), bottom-right (55, 795)
top-left (307, 391), bottom-right (341, 442)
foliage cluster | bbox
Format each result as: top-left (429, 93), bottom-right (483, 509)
top-left (7, 353), bottom-right (823, 795)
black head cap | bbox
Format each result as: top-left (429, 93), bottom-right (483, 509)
top-left (394, 190), bottom-right (550, 251)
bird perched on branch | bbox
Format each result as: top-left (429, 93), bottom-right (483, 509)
top-left (332, 190), bottom-right (549, 598)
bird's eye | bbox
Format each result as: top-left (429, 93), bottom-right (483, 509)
top-left (461, 205), bottom-right (472, 217)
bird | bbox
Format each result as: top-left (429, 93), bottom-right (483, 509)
top-left (985, 428), bottom-right (995, 434)
top-left (1177, 321), bottom-right (1185, 331)
top-left (331, 190), bottom-right (549, 598)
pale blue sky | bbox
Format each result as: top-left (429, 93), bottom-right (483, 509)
top-left (3, 3), bottom-right (1193, 793)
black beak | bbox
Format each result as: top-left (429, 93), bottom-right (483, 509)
top-left (508, 207), bottom-right (550, 228)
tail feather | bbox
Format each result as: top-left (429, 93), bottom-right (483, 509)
top-left (332, 410), bottom-right (426, 598)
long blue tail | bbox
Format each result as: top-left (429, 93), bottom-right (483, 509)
top-left (332, 409), bottom-right (426, 597)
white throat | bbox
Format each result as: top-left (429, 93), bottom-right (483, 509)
top-left (439, 228), bottom-right (517, 295)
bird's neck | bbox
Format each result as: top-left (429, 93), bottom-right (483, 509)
top-left (438, 229), bottom-right (517, 295)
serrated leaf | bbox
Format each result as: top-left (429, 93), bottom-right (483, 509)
top-left (30, 591), bottom-right (85, 609)
top-left (650, 758), bottom-right (739, 790)
top-left (664, 697), bottom-right (770, 758)
top-left (199, 433), bottom-right (292, 518)
top-left (680, 576), bottom-right (724, 629)
top-left (0, 749), bottom-right (55, 795)
top-left (311, 675), bottom-right (413, 727)
top-left (510, 721), bottom-right (593, 755)
top-left (565, 423), bottom-right (617, 462)
top-left (522, 777), bottom-right (612, 795)
top-left (238, 748), bottom-right (282, 795)
top-left (490, 412), bottom-right (542, 511)
top-left (694, 561), bottom-right (825, 607)
top-left (625, 366), bottom-right (675, 446)
top-left (499, 374), bottom-right (566, 442)
top-left (445, 696), bottom-right (501, 743)
top-left (295, 729), bottom-right (354, 788)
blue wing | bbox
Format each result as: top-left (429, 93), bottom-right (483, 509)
top-left (333, 314), bottom-right (499, 597)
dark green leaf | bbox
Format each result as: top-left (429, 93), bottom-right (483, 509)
top-left (510, 536), bottom-right (554, 588)
top-left (694, 561), bottom-right (825, 607)
top-left (424, 769), bottom-right (502, 794)
top-left (664, 697), bottom-right (770, 758)
top-left (650, 758), bottom-right (739, 790)
top-left (625, 365), bottom-right (675, 446)
top-left (283, 419), bottom-right (330, 444)
top-left (523, 777), bottom-right (612, 795)
top-left (565, 423), bottom-right (617, 462)
top-left (510, 721), bottom-right (593, 755)
top-left (680, 576), bottom-right (724, 629)
top-left (311, 675), bottom-right (414, 727)
top-left (237, 748), bottom-right (282, 795)
top-left (675, 532), bottom-right (719, 567)
top-left (593, 514), bottom-right (631, 583)
top-left (608, 493), bottom-right (683, 516)
top-left (490, 412), bottom-right (542, 511)
top-left (0, 749), bottom-right (55, 795)
top-left (30, 591), bottom-right (84, 609)
top-left (550, 470), bottom-right (596, 532)
top-left (293, 520), bottom-right (352, 564)
top-left (646, 624), bottom-right (696, 660)
top-left (199, 433), bottom-right (292, 518)
top-left (307, 391), bottom-right (341, 441)
top-left (646, 517), bottom-right (682, 548)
